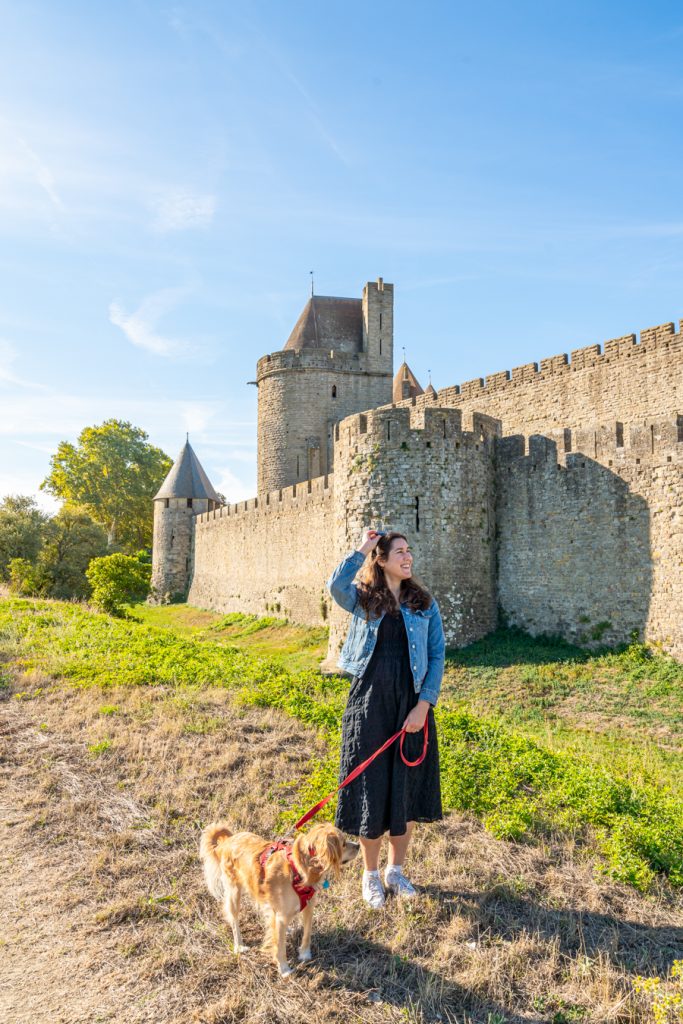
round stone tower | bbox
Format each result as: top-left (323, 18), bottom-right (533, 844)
top-left (150, 440), bottom-right (221, 602)
top-left (256, 279), bottom-right (394, 496)
top-left (326, 404), bottom-right (499, 662)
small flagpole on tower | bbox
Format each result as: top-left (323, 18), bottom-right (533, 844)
top-left (310, 270), bottom-right (314, 297)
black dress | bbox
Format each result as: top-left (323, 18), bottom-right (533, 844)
top-left (335, 610), bottom-right (443, 839)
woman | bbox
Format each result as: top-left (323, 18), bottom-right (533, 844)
top-left (326, 528), bottom-right (445, 908)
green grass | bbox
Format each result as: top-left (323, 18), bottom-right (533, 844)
top-left (1, 595), bottom-right (682, 892)
top-left (128, 602), bottom-right (329, 672)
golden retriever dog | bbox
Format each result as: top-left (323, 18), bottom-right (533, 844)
top-left (200, 821), bottom-right (359, 976)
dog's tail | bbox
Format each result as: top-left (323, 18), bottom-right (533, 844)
top-left (200, 821), bottom-right (232, 900)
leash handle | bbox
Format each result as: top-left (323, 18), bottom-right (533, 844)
top-left (294, 718), bottom-right (429, 830)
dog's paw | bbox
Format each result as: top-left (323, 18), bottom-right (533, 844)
top-left (297, 948), bottom-right (313, 962)
top-left (234, 943), bottom-right (249, 954)
top-left (279, 964), bottom-right (295, 978)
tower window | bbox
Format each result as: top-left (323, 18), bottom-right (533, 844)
top-left (164, 498), bottom-right (169, 508)
top-left (187, 498), bottom-right (193, 508)
top-left (331, 385), bottom-right (337, 398)
top-left (415, 496), bottom-right (420, 532)
top-left (379, 338), bottom-right (382, 354)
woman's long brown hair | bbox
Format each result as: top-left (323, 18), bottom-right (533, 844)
top-left (356, 532), bottom-right (432, 619)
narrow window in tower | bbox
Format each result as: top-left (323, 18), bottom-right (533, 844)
top-left (331, 385), bottom-right (337, 398)
top-left (379, 338), bottom-right (382, 355)
top-left (165, 498), bottom-right (169, 508)
top-left (379, 313), bottom-right (382, 329)
top-left (650, 424), bottom-right (655, 453)
top-left (442, 419), bottom-right (447, 438)
top-left (387, 420), bottom-right (391, 441)
top-left (415, 496), bottom-right (420, 532)
top-left (187, 498), bottom-right (193, 508)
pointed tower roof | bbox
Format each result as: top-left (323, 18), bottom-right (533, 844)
top-left (154, 441), bottom-right (220, 502)
top-left (425, 382), bottom-right (437, 398)
top-left (393, 361), bottom-right (424, 403)
top-left (283, 295), bottom-right (363, 351)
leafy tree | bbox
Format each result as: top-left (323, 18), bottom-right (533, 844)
top-left (86, 553), bottom-right (152, 615)
top-left (7, 557), bottom-right (43, 596)
top-left (38, 509), bottom-right (109, 599)
top-left (41, 420), bottom-right (172, 552)
top-left (0, 495), bottom-right (50, 579)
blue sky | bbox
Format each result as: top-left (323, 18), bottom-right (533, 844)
top-left (2, 0), bottom-right (683, 509)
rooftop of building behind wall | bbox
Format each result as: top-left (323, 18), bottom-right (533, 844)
top-left (283, 295), bottom-right (363, 351)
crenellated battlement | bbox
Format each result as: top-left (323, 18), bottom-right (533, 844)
top-left (195, 472), bottom-right (334, 525)
top-left (256, 347), bottom-right (384, 379)
top-left (333, 404), bottom-right (500, 453)
top-left (497, 415), bottom-right (683, 467)
top-left (394, 318), bottom-right (683, 413)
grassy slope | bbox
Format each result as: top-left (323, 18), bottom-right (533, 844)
top-left (2, 596), bottom-right (683, 1023)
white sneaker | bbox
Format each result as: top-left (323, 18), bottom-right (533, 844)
top-left (384, 866), bottom-right (417, 898)
top-left (362, 871), bottom-right (386, 908)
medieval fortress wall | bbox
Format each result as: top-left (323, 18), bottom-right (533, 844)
top-left (154, 282), bottom-right (683, 661)
top-left (497, 418), bottom-right (682, 654)
top-left (188, 475), bottom-right (336, 624)
top-left (392, 320), bottom-right (682, 435)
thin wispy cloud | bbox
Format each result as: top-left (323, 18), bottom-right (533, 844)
top-left (109, 287), bottom-right (193, 358)
top-left (149, 187), bottom-right (217, 232)
top-left (18, 138), bottom-right (65, 211)
top-left (0, 340), bottom-right (49, 390)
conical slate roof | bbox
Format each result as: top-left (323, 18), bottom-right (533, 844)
top-left (154, 441), bottom-right (220, 502)
top-left (284, 296), bottom-right (363, 351)
top-left (393, 361), bottom-right (424, 403)
top-left (425, 382), bottom-right (437, 397)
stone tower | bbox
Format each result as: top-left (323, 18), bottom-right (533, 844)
top-left (326, 405), bottom-right (499, 662)
top-left (255, 279), bottom-right (394, 495)
top-left (150, 440), bottom-right (221, 601)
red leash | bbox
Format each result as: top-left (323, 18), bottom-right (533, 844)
top-left (294, 718), bottom-right (429, 830)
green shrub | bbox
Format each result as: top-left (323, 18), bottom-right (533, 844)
top-left (86, 553), bottom-right (151, 615)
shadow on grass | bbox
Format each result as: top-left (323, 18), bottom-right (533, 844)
top-left (446, 627), bottom-right (600, 670)
top-left (421, 881), bottom-right (683, 976)
top-left (303, 884), bottom-right (682, 1021)
top-left (309, 923), bottom-right (531, 1024)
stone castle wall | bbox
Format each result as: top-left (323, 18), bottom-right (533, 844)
top-left (392, 319), bottom-right (683, 436)
top-left (187, 475), bottom-right (336, 623)
top-left (497, 417), bottom-right (683, 657)
top-left (326, 405), bottom-right (498, 663)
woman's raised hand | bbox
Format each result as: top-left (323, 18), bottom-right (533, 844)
top-left (357, 528), bottom-right (383, 556)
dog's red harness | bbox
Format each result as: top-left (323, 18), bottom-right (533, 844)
top-left (258, 841), bottom-right (316, 912)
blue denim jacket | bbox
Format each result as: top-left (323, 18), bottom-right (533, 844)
top-left (326, 550), bottom-right (446, 706)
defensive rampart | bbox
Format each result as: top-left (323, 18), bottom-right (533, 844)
top-left (393, 319), bottom-right (683, 436)
top-left (497, 417), bottom-right (683, 656)
top-left (188, 475), bottom-right (336, 623)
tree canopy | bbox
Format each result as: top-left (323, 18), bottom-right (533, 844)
top-left (0, 495), bottom-right (50, 579)
top-left (41, 420), bottom-right (172, 551)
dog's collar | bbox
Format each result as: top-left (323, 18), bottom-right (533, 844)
top-left (258, 841), bottom-right (317, 912)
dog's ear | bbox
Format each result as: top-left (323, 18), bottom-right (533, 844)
top-left (292, 832), bottom-right (321, 878)
top-left (311, 826), bottom-right (344, 880)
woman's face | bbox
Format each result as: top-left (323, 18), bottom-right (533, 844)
top-left (380, 536), bottom-right (413, 581)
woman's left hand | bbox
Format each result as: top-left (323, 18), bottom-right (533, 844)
top-left (402, 700), bottom-right (430, 733)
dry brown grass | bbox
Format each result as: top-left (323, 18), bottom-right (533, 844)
top-left (1, 665), bottom-right (681, 1024)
